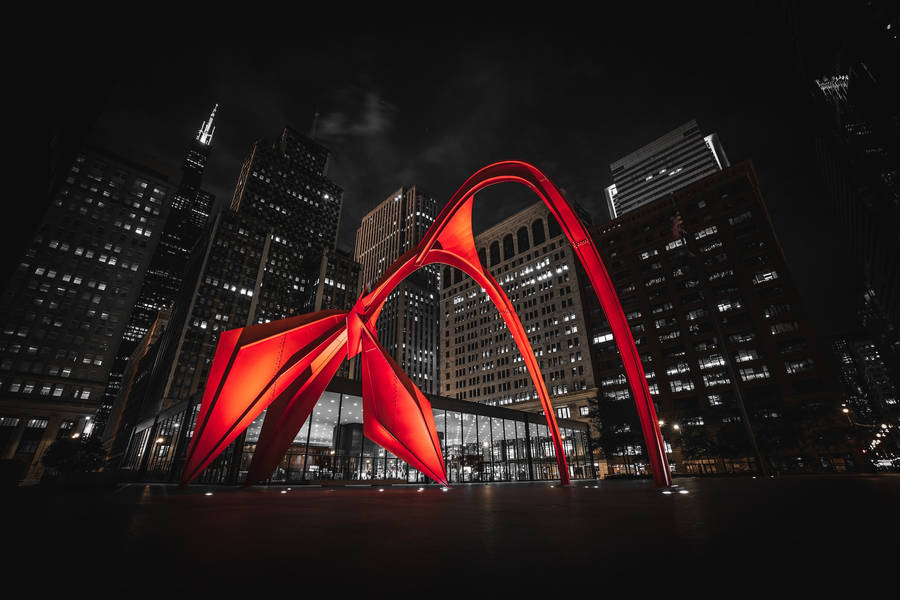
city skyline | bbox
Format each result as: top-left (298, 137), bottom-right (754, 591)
top-left (4, 6), bottom-right (897, 591)
top-left (9, 3), bottom-right (895, 472)
top-left (31, 4), bottom-right (896, 342)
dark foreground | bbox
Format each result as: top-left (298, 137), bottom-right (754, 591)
top-left (4, 475), bottom-right (898, 592)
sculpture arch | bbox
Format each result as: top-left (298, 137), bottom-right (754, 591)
top-left (181, 161), bottom-right (672, 489)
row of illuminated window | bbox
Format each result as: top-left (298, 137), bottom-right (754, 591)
top-left (603, 356), bottom-right (817, 396)
top-left (554, 405), bottom-right (592, 418)
top-left (0, 359), bottom-right (75, 377)
top-left (1, 380), bottom-right (92, 399)
top-left (323, 277), bottom-right (347, 290)
top-left (628, 209), bottom-right (752, 259)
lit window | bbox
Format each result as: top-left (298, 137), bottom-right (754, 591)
top-left (752, 270), bottom-right (778, 285)
top-left (785, 358), bottom-right (814, 374)
top-left (739, 365), bottom-right (770, 381)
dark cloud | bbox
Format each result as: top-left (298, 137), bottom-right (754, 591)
top-left (43, 6), bottom-right (866, 336)
top-left (319, 91), bottom-right (396, 138)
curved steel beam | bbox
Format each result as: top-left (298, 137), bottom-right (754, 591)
top-left (360, 161), bottom-right (671, 487)
top-left (349, 197), bottom-right (571, 482)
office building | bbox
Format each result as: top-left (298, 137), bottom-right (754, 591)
top-left (588, 161), bottom-right (856, 475)
top-left (830, 334), bottom-right (899, 466)
top-left (604, 119), bottom-right (729, 219)
top-left (300, 248), bottom-right (360, 314)
top-left (298, 248), bottom-right (360, 379)
top-left (0, 149), bottom-right (172, 482)
top-left (807, 7), bottom-right (900, 386)
top-left (439, 202), bottom-right (597, 428)
top-left (101, 306), bottom-right (170, 459)
top-left (232, 128), bottom-right (342, 324)
top-left (95, 105), bottom-right (218, 438)
top-left (355, 187), bottom-right (439, 394)
top-left (109, 129), bottom-right (344, 468)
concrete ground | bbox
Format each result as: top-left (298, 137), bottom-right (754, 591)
top-left (4, 475), bottom-right (898, 593)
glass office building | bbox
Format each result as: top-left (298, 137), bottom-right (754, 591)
top-left (121, 377), bottom-right (594, 484)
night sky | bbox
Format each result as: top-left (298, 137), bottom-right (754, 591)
top-left (29, 4), bottom-right (863, 335)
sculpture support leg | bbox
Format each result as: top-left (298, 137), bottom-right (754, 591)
top-left (359, 327), bottom-right (448, 485)
top-left (246, 329), bottom-right (348, 484)
top-left (181, 311), bottom-right (349, 486)
top-left (429, 250), bottom-right (572, 484)
top-left (406, 163), bottom-right (672, 487)
top-left (427, 196), bottom-right (571, 484)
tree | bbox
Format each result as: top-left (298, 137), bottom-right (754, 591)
top-left (42, 436), bottom-right (106, 475)
top-left (715, 421), bottom-right (753, 462)
top-left (588, 396), bottom-right (647, 474)
top-left (796, 401), bottom-right (854, 458)
top-left (678, 424), bottom-right (720, 461)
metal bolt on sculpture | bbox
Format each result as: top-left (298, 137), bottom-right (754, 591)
top-left (181, 161), bottom-right (673, 488)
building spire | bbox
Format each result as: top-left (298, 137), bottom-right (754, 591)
top-left (197, 103), bottom-right (218, 146)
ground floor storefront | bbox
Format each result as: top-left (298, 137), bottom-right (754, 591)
top-left (121, 377), bottom-right (595, 485)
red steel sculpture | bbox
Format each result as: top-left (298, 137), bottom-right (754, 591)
top-left (181, 161), bottom-right (673, 488)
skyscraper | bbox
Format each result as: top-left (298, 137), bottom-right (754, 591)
top-left (805, 5), bottom-right (899, 387)
top-left (439, 202), bottom-right (597, 426)
top-left (355, 187), bottom-right (439, 394)
top-left (589, 161), bottom-right (855, 475)
top-left (604, 120), bottom-right (729, 219)
top-left (0, 149), bottom-right (172, 483)
top-left (95, 106), bottom-right (218, 438)
top-left (110, 128), bottom-right (344, 476)
top-left (299, 248), bottom-right (360, 380)
top-left (301, 248), bottom-right (360, 314)
top-left (232, 128), bottom-right (342, 323)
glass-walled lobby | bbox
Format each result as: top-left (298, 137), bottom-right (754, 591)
top-left (122, 378), bottom-right (594, 484)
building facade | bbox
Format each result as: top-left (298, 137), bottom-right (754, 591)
top-left (0, 149), bottom-right (172, 482)
top-left (798, 4), bottom-right (899, 468)
top-left (231, 128), bottom-right (343, 324)
top-left (301, 248), bottom-right (360, 314)
top-left (439, 202), bottom-right (597, 428)
top-left (120, 377), bottom-right (594, 485)
top-left (100, 306), bottom-right (170, 459)
top-left (830, 334), bottom-right (899, 468)
top-left (588, 161), bottom-right (856, 474)
top-left (300, 248), bottom-right (360, 378)
top-left (354, 187), bottom-right (439, 394)
top-left (95, 105), bottom-right (218, 438)
top-left (604, 119), bottom-right (729, 219)
top-left (812, 61), bottom-right (899, 387)
top-left (110, 129), bottom-right (344, 465)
